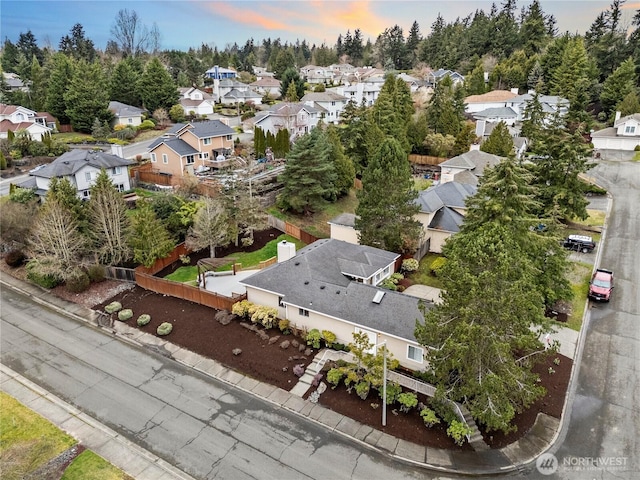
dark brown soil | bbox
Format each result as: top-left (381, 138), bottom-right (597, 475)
top-left (90, 229), bottom-right (572, 451)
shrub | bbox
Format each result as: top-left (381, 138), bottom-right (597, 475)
top-left (380, 278), bottom-right (398, 290)
top-left (137, 120), bottom-right (156, 131)
top-left (66, 270), bottom-right (90, 293)
top-left (430, 257), bottom-right (447, 276)
top-left (326, 368), bottom-right (345, 388)
top-left (26, 261), bottom-right (59, 288)
top-left (4, 249), bottom-right (26, 267)
top-left (397, 392), bottom-right (418, 413)
top-left (278, 318), bottom-right (290, 334)
top-left (420, 407), bottom-right (440, 427)
top-left (355, 381), bottom-right (370, 400)
top-left (157, 322), bottom-right (173, 336)
top-left (28, 141), bottom-right (49, 157)
top-left (86, 264), bottom-right (105, 282)
top-left (306, 329), bottom-right (322, 349)
top-left (447, 420), bottom-right (472, 446)
top-left (137, 314), bottom-right (151, 326)
top-left (250, 305), bottom-right (278, 329)
top-left (401, 258), bottom-right (419, 273)
top-left (379, 381), bottom-right (402, 405)
top-left (429, 397), bottom-right (458, 425)
top-left (105, 301), bottom-right (123, 314)
top-left (232, 300), bottom-right (252, 318)
top-left (635, 145), bottom-right (640, 151)
top-left (321, 330), bottom-right (336, 348)
top-left (10, 187), bottom-right (36, 204)
top-left (118, 309), bottom-right (133, 321)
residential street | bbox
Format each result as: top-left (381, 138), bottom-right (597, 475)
top-left (519, 156), bottom-right (640, 479)
top-left (0, 286), bottom-right (430, 480)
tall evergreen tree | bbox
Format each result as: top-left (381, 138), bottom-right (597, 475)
top-left (277, 128), bottom-right (336, 214)
top-left (279, 67), bottom-right (305, 100)
top-left (427, 76), bottom-right (463, 136)
top-left (45, 53), bottom-right (74, 125)
top-left (26, 55), bottom-right (47, 111)
top-left (480, 121), bottom-right (513, 156)
top-left (406, 21), bottom-right (422, 67)
top-left (88, 170), bottom-right (131, 266)
top-left (326, 124), bottom-right (355, 197)
top-left (128, 201), bottom-right (174, 268)
top-left (465, 60), bottom-right (487, 95)
top-left (519, 0), bottom-right (549, 56)
top-left (138, 57), bottom-right (178, 114)
top-left (615, 90), bottom-right (640, 118)
top-left (59, 23), bottom-right (96, 62)
top-left (355, 138), bottom-right (421, 254)
top-left (520, 89), bottom-right (546, 148)
top-left (110, 58), bottom-right (142, 106)
top-left (1, 39), bottom-right (20, 73)
top-left (600, 57), bottom-right (637, 120)
top-left (64, 60), bottom-right (111, 133)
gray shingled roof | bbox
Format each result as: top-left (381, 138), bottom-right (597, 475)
top-left (149, 121), bottom-right (235, 151)
top-left (473, 107), bottom-right (517, 118)
top-left (300, 91), bottom-right (348, 102)
top-left (415, 182), bottom-right (476, 213)
top-left (108, 101), bottom-right (145, 117)
top-left (328, 213), bottom-right (356, 227)
top-left (429, 207), bottom-right (466, 233)
top-left (31, 149), bottom-right (134, 179)
top-left (240, 239), bottom-right (428, 341)
top-left (150, 138), bottom-right (199, 156)
top-left (440, 150), bottom-right (502, 177)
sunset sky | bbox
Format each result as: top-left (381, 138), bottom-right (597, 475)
top-left (2, 0), bottom-right (636, 52)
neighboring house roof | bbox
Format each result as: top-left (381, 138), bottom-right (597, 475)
top-left (614, 113), bottom-right (640, 126)
top-left (150, 137), bottom-right (200, 156)
top-left (250, 78), bottom-right (281, 88)
top-left (451, 169), bottom-right (481, 186)
top-left (2, 72), bottom-right (26, 89)
top-left (300, 91), bottom-right (348, 102)
top-left (590, 127), bottom-right (617, 138)
top-left (0, 120), bottom-right (43, 133)
top-left (472, 107), bottom-right (517, 119)
top-left (415, 182), bottom-right (477, 214)
top-left (241, 239), bottom-right (427, 342)
top-left (108, 101), bottom-right (145, 118)
top-left (429, 206), bottom-right (466, 233)
top-left (36, 111), bottom-right (57, 124)
top-left (440, 150), bottom-right (502, 177)
top-left (465, 90), bottom-right (518, 104)
top-left (328, 213), bottom-right (357, 227)
top-left (222, 88), bottom-right (261, 101)
top-left (31, 149), bottom-right (134, 179)
top-left (0, 103), bottom-right (35, 117)
top-left (509, 93), bottom-right (569, 107)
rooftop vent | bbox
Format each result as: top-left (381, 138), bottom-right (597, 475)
top-left (320, 285), bottom-right (325, 289)
top-left (372, 291), bottom-right (385, 304)
top-left (304, 281), bottom-right (309, 285)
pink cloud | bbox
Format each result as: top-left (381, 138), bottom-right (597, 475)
top-left (207, 2), bottom-right (293, 31)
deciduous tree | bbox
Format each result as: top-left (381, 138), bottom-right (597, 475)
top-left (185, 196), bottom-right (235, 258)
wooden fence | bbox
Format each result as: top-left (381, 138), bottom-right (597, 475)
top-left (104, 266), bottom-right (136, 283)
top-left (130, 163), bottom-right (174, 186)
top-left (408, 154), bottom-right (448, 166)
top-left (135, 270), bottom-right (246, 311)
top-left (267, 215), bottom-right (320, 244)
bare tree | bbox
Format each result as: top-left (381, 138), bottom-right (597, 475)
top-left (28, 197), bottom-right (86, 281)
top-left (110, 9), bottom-right (151, 57)
top-left (185, 196), bottom-right (234, 258)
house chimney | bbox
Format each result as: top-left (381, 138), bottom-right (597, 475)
top-left (614, 111), bottom-right (621, 123)
top-left (277, 240), bottom-right (296, 263)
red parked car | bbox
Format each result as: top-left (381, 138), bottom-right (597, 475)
top-left (589, 269), bottom-right (614, 302)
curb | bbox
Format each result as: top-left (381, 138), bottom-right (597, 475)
top-left (0, 275), bottom-right (557, 476)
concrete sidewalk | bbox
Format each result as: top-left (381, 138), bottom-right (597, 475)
top-left (1, 272), bottom-right (559, 476)
top-left (0, 365), bottom-right (196, 480)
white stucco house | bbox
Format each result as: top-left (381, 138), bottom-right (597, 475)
top-left (334, 77), bottom-right (384, 107)
top-left (177, 87), bottom-right (215, 116)
top-left (591, 112), bottom-right (640, 151)
top-left (17, 149), bottom-right (135, 200)
top-left (108, 101), bottom-right (145, 127)
top-left (300, 91), bottom-right (349, 123)
top-left (240, 239), bottom-right (432, 370)
top-left (254, 102), bottom-right (321, 139)
top-left (464, 90), bottom-right (519, 114)
top-left (0, 103), bottom-right (54, 141)
top-left (414, 182), bottom-right (477, 253)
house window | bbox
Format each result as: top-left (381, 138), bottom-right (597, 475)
top-left (116, 184), bottom-right (125, 192)
top-left (203, 138), bottom-right (211, 145)
top-left (201, 152), bottom-right (209, 159)
top-left (151, 153), bottom-right (157, 163)
top-left (298, 308), bottom-right (309, 317)
top-left (186, 155), bottom-right (195, 164)
top-left (278, 296), bottom-right (284, 307)
top-left (331, 101), bottom-right (336, 106)
top-left (407, 345), bottom-right (424, 363)
top-left (625, 126), bottom-right (636, 134)
top-left (85, 172), bottom-right (92, 181)
top-left (113, 167), bottom-right (121, 175)
top-left (82, 190), bottom-right (90, 199)
top-left (162, 154), bottom-right (168, 164)
top-left (226, 135), bottom-right (233, 141)
top-left (128, 118), bottom-right (133, 124)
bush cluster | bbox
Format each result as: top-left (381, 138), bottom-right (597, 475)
top-left (4, 249), bottom-right (26, 267)
top-left (137, 314), bottom-right (151, 326)
top-left (429, 257), bottom-right (447, 276)
top-left (26, 261), bottom-right (59, 288)
top-left (118, 309), bottom-right (134, 321)
top-left (66, 270), bottom-right (90, 293)
top-left (157, 322), bottom-right (173, 336)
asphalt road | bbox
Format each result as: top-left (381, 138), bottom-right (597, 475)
top-left (0, 287), bottom-right (432, 480)
top-left (520, 157), bottom-right (640, 479)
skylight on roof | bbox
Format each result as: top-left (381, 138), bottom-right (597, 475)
top-left (372, 291), bottom-right (385, 304)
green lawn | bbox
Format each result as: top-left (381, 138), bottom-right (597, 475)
top-left (407, 253), bottom-right (444, 289)
top-left (61, 450), bottom-right (133, 480)
top-left (564, 262), bottom-right (593, 331)
top-left (165, 234), bottom-right (305, 283)
top-left (0, 392), bottom-right (77, 479)
top-left (52, 132), bottom-right (92, 142)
